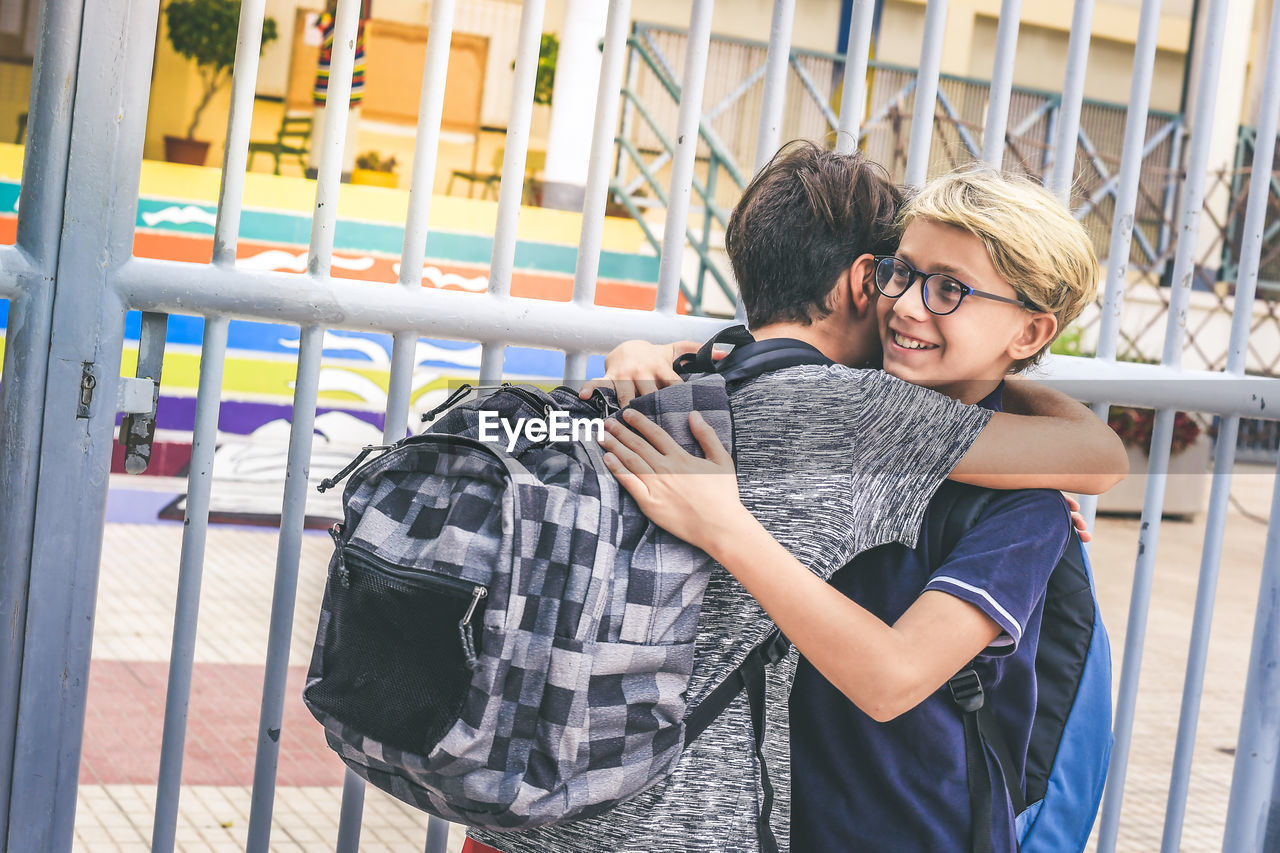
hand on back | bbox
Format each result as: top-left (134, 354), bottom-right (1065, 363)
top-left (580, 339), bottom-right (719, 405)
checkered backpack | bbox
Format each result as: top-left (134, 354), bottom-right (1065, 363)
top-left (302, 375), bottom-right (746, 830)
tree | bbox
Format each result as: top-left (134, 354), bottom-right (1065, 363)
top-left (165, 0), bottom-right (279, 139)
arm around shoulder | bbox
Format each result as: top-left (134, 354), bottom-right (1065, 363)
top-left (950, 381), bottom-right (1128, 494)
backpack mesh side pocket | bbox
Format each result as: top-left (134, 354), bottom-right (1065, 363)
top-left (304, 550), bottom-right (487, 756)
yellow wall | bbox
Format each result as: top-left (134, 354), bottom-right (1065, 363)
top-left (146, 8), bottom-right (238, 165)
top-left (146, 0), bottom-right (1208, 169)
top-left (966, 19), bottom-right (1188, 114)
top-left (0, 60), bottom-right (29, 146)
top-left (877, 0), bottom-right (1193, 114)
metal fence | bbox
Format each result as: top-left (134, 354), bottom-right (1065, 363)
top-left (618, 16), bottom-right (1280, 464)
top-left (616, 21), bottom-right (1184, 314)
top-left (1, 1), bottom-right (1279, 852)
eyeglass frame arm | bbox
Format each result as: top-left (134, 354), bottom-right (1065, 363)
top-left (871, 254), bottom-right (1038, 314)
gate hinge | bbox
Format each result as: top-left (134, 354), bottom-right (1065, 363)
top-left (76, 362), bottom-right (96, 418)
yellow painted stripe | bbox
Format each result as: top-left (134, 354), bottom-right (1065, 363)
top-left (1, 334), bottom-right (554, 413)
top-left (0, 143), bottom-right (644, 251)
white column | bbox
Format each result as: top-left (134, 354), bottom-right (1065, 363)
top-left (1188, 0), bottom-right (1259, 274)
top-left (542, 0), bottom-right (610, 211)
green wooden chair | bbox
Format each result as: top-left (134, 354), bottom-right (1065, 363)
top-left (248, 114), bottom-right (313, 176)
top-left (448, 146), bottom-right (504, 199)
top-left (447, 148), bottom-right (547, 201)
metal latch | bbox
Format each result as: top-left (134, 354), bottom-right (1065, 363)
top-left (117, 312), bottom-right (169, 474)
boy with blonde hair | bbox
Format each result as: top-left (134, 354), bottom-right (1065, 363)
top-left (598, 164), bottom-right (1108, 852)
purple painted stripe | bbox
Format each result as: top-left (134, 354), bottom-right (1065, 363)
top-left (113, 395), bottom-right (385, 436)
top-left (105, 489), bottom-right (184, 525)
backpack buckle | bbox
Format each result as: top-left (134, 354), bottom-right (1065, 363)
top-left (948, 668), bottom-right (985, 713)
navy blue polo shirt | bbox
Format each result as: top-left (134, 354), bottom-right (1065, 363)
top-left (789, 386), bottom-right (1071, 852)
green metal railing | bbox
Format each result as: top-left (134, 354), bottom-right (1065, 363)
top-left (611, 32), bottom-right (744, 316)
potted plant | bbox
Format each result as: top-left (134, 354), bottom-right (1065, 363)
top-left (163, 0), bottom-right (279, 166)
top-left (1097, 405), bottom-right (1210, 517)
top-left (351, 151), bottom-right (399, 188)
top-left (524, 33), bottom-right (558, 146)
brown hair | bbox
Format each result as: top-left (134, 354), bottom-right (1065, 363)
top-left (726, 140), bottom-right (902, 328)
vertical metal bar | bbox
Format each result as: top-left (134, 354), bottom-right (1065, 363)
top-left (425, 811), bottom-right (451, 853)
top-left (245, 324), bottom-right (325, 852)
top-left (754, 0), bottom-right (795, 172)
top-left (397, 0), bottom-right (457, 290)
top-left (479, 0), bottom-right (547, 385)
top-left (1095, 2), bottom-right (1230, 850)
top-left (329, 4), bottom-right (462, 839)
top-left (335, 770), bottom-right (366, 853)
top-left (211, 0), bottom-right (266, 265)
top-left (655, 0), bottom-right (714, 314)
top-left (150, 317), bottom-right (229, 853)
top-left (309, 0), bottom-right (362, 277)
top-left (0, 0), bottom-right (82, 840)
top-left (1041, 101), bottom-right (1058, 177)
top-left (1222, 5), bottom-right (1280, 845)
top-left (1074, 0), bottom-right (1164, 536)
top-left (7, 0), bottom-right (157, 844)
top-left (904, 0), bottom-right (948, 188)
top-left (1094, 0), bottom-right (1163, 364)
top-left (834, 0), bottom-right (875, 154)
top-left (981, 0), bottom-right (1022, 167)
top-left (1224, 457), bottom-right (1280, 851)
top-left (1047, 0), bottom-right (1095, 201)
top-left (566, 0), bottom-right (633, 384)
top-left (1157, 121), bottom-right (1185, 271)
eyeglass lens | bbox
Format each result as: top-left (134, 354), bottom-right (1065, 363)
top-left (874, 257), bottom-right (966, 314)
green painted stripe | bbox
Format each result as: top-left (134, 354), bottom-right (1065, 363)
top-left (126, 191), bottom-right (659, 283)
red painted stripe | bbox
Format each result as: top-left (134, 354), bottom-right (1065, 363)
top-left (80, 660), bottom-right (345, 786)
top-left (128, 230), bottom-right (683, 312)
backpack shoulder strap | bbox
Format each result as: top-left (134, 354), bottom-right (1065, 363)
top-left (925, 481), bottom-right (998, 568)
top-left (683, 628), bottom-right (790, 853)
top-left (673, 325), bottom-right (834, 381)
top-left (674, 324), bottom-right (755, 376)
top-left (930, 484), bottom-right (1026, 853)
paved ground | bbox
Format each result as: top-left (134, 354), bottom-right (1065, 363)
top-left (68, 462), bottom-right (1277, 851)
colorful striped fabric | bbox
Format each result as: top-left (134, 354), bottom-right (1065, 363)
top-left (313, 12), bottom-right (367, 107)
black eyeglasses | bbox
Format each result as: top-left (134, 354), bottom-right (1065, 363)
top-left (872, 255), bottom-right (1036, 316)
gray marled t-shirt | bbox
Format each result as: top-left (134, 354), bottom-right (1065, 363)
top-left (471, 364), bottom-right (993, 853)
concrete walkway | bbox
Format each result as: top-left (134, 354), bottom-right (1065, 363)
top-left (70, 462), bottom-right (1277, 851)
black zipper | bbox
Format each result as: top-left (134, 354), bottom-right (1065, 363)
top-left (498, 384), bottom-right (555, 415)
top-left (344, 545), bottom-right (486, 599)
top-left (342, 545), bottom-right (489, 671)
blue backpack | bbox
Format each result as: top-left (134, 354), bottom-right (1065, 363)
top-left (929, 482), bottom-right (1113, 853)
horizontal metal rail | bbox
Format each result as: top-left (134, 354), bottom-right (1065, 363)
top-left (111, 253), bottom-right (1280, 420)
top-left (114, 257), bottom-right (728, 346)
top-left (0, 246), bottom-right (35, 297)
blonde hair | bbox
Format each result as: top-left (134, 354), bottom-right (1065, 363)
top-left (899, 166), bottom-right (1100, 370)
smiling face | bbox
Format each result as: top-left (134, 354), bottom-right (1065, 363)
top-left (877, 218), bottom-right (1044, 403)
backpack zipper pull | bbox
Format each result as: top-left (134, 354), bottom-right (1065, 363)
top-left (457, 585), bottom-right (488, 671)
top-left (421, 383), bottom-right (475, 422)
top-left (328, 523), bottom-right (350, 587)
top-left (317, 445), bottom-right (394, 493)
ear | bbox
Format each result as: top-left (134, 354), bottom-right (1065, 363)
top-left (846, 254), bottom-right (878, 318)
top-left (1007, 312), bottom-right (1059, 361)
